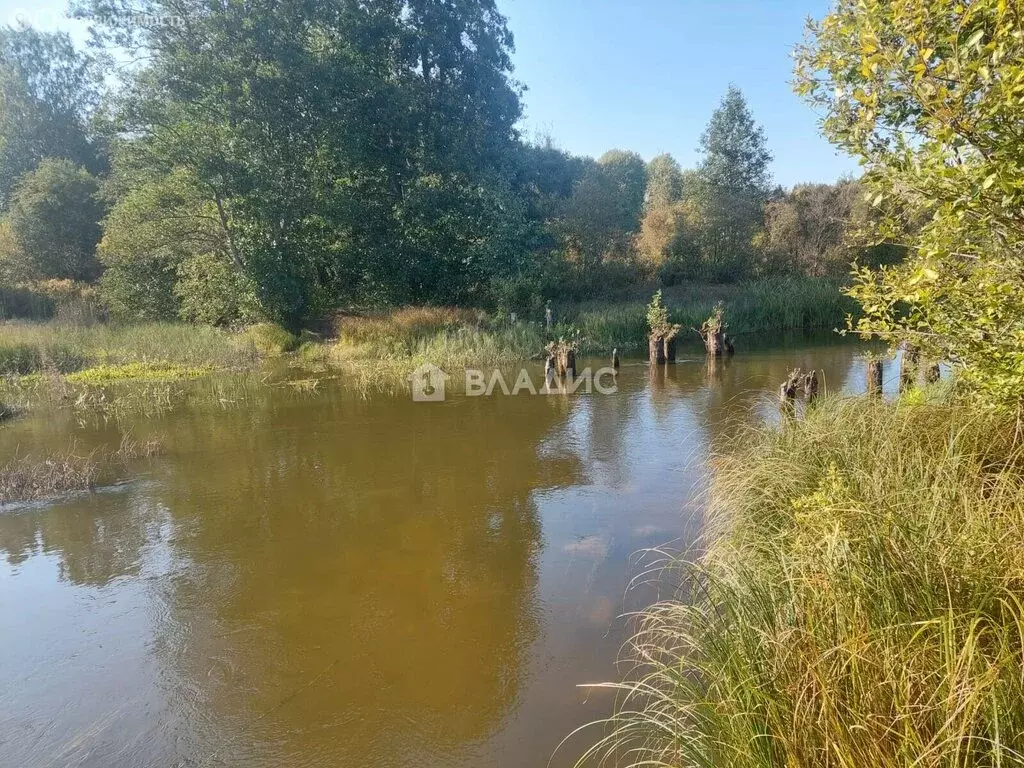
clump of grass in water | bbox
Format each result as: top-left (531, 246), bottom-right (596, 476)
top-left (0, 435), bottom-right (163, 505)
top-left (320, 307), bottom-right (545, 392)
top-left (574, 397), bottom-right (1024, 767)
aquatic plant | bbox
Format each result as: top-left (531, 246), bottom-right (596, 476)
top-left (0, 434), bottom-right (163, 505)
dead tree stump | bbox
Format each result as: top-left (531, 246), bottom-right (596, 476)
top-left (867, 359), bottom-right (883, 397)
top-left (563, 348), bottom-right (576, 379)
top-left (779, 368), bottom-right (801, 416)
top-left (648, 335), bottom-right (666, 364)
top-left (803, 370), bottom-right (819, 403)
top-left (700, 302), bottom-right (728, 357)
top-left (664, 337), bottom-right (677, 362)
top-left (899, 344), bottom-right (920, 393)
top-left (611, 348), bottom-right (620, 369)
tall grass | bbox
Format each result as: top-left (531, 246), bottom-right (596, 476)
top-left (566, 277), bottom-right (856, 353)
top-left (577, 397), bottom-right (1024, 767)
top-left (325, 307), bottom-right (545, 367)
top-left (0, 321), bottom-right (263, 375)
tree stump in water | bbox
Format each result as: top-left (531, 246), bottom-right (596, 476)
top-left (700, 302), bottom-right (729, 357)
top-left (899, 344), bottom-right (920, 393)
top-left (779, 368), bottom-right (801, 416)
top-left (803, 369), bottom-right (819, 403)
top-left (546, 339), bottom-right (578, 381)
top-left (867, 359), bottom-right (883, 396)
top-left (648, 335), bottom-right (666, 364)
top-left (611, 348), bottom-right (620, 369)
top-left (664, 337), bottom-right (677, 362)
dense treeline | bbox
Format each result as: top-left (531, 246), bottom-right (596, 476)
top-left (0, 3), bottom-right (896, 328)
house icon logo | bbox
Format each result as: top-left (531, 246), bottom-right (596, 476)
top-left (409, 363), bottom-right (449, 402)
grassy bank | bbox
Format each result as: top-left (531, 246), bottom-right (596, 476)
top-left (0, 277), bottom-right (852, 409)
top-left (581, 397), bottom-right (1024, 767)
top-left (313, 277), bottom-right (853, 370)
top-left (0, 321), bottom-right (300, 417)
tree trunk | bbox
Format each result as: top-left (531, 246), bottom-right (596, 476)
top-left (648, 335), bottom-right (666, 364)
top-left (564, 348), bottom-right (576, 379)
top-left (702, 328), bottom-right (724, 357)
top-left (803, 369), bottom-right (819, 403)
top-left (899, 344), bottom-right (919, 392)
top-left (867, 360), bottom-right (883, 396)
top-left (664, 337), bottom-right (677, 362)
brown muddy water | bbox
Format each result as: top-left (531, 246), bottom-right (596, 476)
top-left (0, 336), bottom-right (888, 768)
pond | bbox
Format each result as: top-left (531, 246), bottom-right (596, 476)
top-left (0, 335), bottom-right (887, 767)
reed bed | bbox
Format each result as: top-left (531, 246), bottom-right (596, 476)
top-left (567, 277), bottom-right (856, 353)
top-left (576, 397), bottom-right (1024, 768)
top-left (0, 321), bottom-right (264, 376)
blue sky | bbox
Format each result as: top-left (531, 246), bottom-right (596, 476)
top-left (2, 0), bottom-right (858, 187)
top-left (498, 0), bottom-right (859, 186)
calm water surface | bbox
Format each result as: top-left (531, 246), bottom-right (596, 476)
top-left (0, 336), bottom-right (887, 767)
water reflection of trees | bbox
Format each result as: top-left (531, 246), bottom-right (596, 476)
top-left (644, 340), bottom-right (862, 450)
top-left (146, 387), bottom-right (582, 766)
top-left (0, 478), bottom-right (166, 586)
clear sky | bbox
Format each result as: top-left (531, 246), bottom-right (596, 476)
top-left (2, 0), bottom-right (859, 188)
top-left (498, 0), bottom-right (859, 187)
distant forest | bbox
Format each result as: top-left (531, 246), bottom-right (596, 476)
top-left (0, 1), bottom-right (901, 327)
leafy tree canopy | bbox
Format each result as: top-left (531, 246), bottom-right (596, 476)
top-left (6, 158), bottom-right (103, 282)
top-left (796, 0), bottom-right (1024, 406)
top-left (0, 25), bottom-right (102, 207)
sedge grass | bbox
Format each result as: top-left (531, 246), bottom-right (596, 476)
top-left (574, 397), bottom-right (1024, 768)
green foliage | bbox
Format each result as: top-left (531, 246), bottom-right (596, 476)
top-left (236, 324), bottom-right (299, 357)
top-left (78, 0), bottom-right (524, 325)
top-left (175, 252), bottom-right (259, 326)
top-left (5, 159), bottom-right (103, 281)
top-left (0, 25), bottom-right (103, 207)
top-left (795, 0), bottom-right (1024, 406)
top-left (759, 179), bottom-right (904, 277)
top-left (645, 289), bottom-right (679, 340)
top-left (580, 398), bottom-right (1024, 767)
top-left (645, 153), bottom-right (683, 208)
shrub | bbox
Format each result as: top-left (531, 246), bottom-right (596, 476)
top-left (236, 323), bottom-right (299, 356)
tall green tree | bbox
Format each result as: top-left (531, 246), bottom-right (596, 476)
top-left (597, 149), bottom-right (647, 233)
top-left (78, 0), bottom-right (524, 325)
top-left (796, 0), bottom-right (1024, 405)
top-left (699, 85), bottom-right (772, 194)
top-left (6, 158), bottom-right (103, 282)
top-left (645, 153), bottom-right (683, 208)
top-left (690, 86), bottom-right (773, 279)
top-left (0, 25), bottom-right (102, 208)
